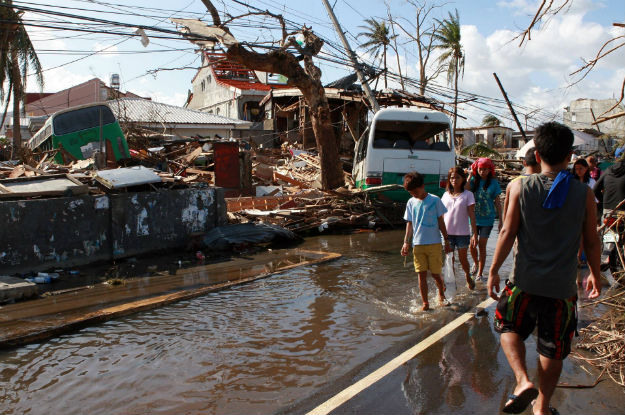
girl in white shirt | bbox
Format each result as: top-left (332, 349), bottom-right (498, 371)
top-left (441, 167), bottom-right (479, 290)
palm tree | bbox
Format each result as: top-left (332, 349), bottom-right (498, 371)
top-left (432, 9), bottom-right (464, 131)
top-left (357, 18), bottom-right (396, 89)
top-left (481, 114), bottom-right (502, 127)
top-left (0, 1), bottom-right (44, 155)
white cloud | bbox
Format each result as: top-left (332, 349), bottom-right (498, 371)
top-left (452, 7), bottom-right (624, 128)
top-left (497, 0), bottom-right (541, 15)
top-left (26, 67), bottom-right (92, 94)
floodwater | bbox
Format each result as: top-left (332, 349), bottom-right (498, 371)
top-left (0, 228), bottom-right (610, 415)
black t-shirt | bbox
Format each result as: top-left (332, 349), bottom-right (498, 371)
top-left (594, 162), bottom-right (625, 211)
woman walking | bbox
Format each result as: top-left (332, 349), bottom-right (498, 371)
top-left (573, 158), bottom-right (597, 189)
top-left (467, 158), bottom-right (502, 281)
top-left (441, 167), bottom-right (478, 290)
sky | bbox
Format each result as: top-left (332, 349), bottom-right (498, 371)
top-left (12, 0), bottom-right (625, 129)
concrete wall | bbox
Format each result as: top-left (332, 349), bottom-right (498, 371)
top-left (0, 187), bottom-right (227, 274)
top-left (564, 99), bottom-right (625, 138)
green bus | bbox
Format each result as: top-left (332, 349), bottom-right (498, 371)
top-left (27, 103), bottom-right (130, 164)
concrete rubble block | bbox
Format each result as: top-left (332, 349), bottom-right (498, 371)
top-left (0, 275), bottom-right (38, 302)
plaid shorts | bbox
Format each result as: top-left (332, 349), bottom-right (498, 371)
top-left (494, 280), bottom-right (577, 360)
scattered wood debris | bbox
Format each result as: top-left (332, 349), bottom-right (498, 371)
top-left (574, 278), bottom-right (625, 388)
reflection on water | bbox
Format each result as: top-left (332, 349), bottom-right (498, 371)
top-left (401, 316), bottom-right (504, 415)
top-left (0, 229), bottom-right (509, 415)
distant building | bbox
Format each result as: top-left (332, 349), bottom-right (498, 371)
top-left (25, 78), bottom-right (147, 117)
top-left (455, 126), bottom-right (515, 149)
top-left (563, 98), bottom-right (625, 138)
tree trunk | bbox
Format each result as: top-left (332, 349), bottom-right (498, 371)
top-left (452, 59), bottom-right (459, 133)
top-left (11, 51), bottom-right (21, 151)
top-left (225, 44), bottom-right (344, 190)
top-left (383, 45), bottom-right (388, 89)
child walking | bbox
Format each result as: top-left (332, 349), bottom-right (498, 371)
top-left (441, 167), bottom-right (478, 290)
top-left (400, 171), bottom-right (452, 311)
top-left (467, 158), bottom-right (502, 281)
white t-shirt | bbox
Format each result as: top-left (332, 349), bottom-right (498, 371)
top-left (441, 190), bottom-right (475, 236)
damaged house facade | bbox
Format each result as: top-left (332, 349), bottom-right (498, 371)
top-left (185, 51), bottom-right (291, 146)
top-left (455, 126), bottom-right (515, 149)
top-left (185, 51), bottom-right (443, 154)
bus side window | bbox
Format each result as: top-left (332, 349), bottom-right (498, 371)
top-left (356, 134), bottom-right (368, 163)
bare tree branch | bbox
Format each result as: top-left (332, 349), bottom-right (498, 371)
top-left (515, 1), bottom-right (625, 115)
top-left (516, 0), bottom-right (573, 47)
top-left (222, 10), bottom-right (292, 46)
top-left (200, 0), bottom-right (221, 27)
top-left (569, 36), bottom-right (625, 80)
top-left (394, 0), bottom-right (444, 95)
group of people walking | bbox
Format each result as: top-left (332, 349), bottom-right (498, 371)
top-left (401, 150), bottom-right (503, 311)
top-left (400, 122), bottom-right (604, 415)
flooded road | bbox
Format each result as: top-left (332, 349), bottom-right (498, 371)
top-left (0, 229), bottom-right (516, 415)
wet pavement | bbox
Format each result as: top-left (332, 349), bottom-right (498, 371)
top-left (1, 228), bottom-right (623, 414)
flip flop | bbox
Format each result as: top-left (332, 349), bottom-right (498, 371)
top-left (502, 387), bottom-right (539, 414)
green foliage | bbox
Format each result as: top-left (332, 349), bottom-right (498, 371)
top-left (357, 18), bottom-right (395, 59)
top-left (0, 1), bottom-right (44, 138)
top-left (460, 142), bottom-right (503, 160)
top-left (481, 114), bottom-right (502, 127)
top-left (358, 18), bottom-right (397, 88)
top-left (431, 10), bottom-right (464, 86)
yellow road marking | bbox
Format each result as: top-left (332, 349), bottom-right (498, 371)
top-left (307, 297), bottom-right (496, 415)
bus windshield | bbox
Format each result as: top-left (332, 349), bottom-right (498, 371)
top-left (372, 120), bottom-right (451, 151)
top-left (53, 105), bottom-right (116, 135)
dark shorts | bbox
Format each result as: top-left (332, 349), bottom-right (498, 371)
top-left (494, 280), bottom-right (577, 360)
top-left (448, 235), bottom-right (470, 249)
top-left (476, 225), bottom-right (493, 239)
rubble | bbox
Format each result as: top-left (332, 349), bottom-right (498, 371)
top-left (1, 139), bottom-right (411, 235)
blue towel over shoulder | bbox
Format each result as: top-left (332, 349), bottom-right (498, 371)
top-left (542, 170), bottom-right (573, 209)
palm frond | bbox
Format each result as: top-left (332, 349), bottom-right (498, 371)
top-left (460, 143), bottom-right (503, 160)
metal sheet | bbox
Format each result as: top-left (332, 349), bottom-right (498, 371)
top-left (95, 166), bottom-right (162, 189)
top-left (0, 174), bottom-right (88, 198)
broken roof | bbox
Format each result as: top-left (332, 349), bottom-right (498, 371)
top-left (202, 50), bottom-right (291, 92)
top-left (108, 98), bottom-right (252, 127)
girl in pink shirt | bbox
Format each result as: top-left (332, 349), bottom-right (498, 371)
top-left (441, 167), bottom-right (478, 290)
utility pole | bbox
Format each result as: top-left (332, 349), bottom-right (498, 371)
top-left (321, 0), bottom-right (380, 112)
top-left (493, 72), bottom-right (526, 142)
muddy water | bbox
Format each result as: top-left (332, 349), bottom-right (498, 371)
top-left (2, 229), bottom-right (509, 415)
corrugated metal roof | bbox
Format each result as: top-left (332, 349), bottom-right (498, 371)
top-left (108, 98), bottom-right (252, 126)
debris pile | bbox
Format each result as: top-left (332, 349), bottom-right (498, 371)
top-left (228, 147), bottom-right (407, 234)
top-left (575, 282), bottom-right (625, 387)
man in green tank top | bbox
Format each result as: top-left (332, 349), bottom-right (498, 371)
top-left (488, 122), bottom-right (601, 415)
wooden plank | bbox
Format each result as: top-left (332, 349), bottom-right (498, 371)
top-left (181, 146), bottom-right (202, 164)
top-left (35, 153), bottom-right (49, 170)
top-left (24, 165), bottom-right (49, 176)
top-left (185, 168), bottom-right (214, 176)
top-left (273, 171), bottom-right (310, 188)
top-left (226, 195), bottom-right (296, 212)
top-left (8, 166), bottom-right (25, 179)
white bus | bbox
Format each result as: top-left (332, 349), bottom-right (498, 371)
top-left (352, 108), bottom-right (455, 201)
